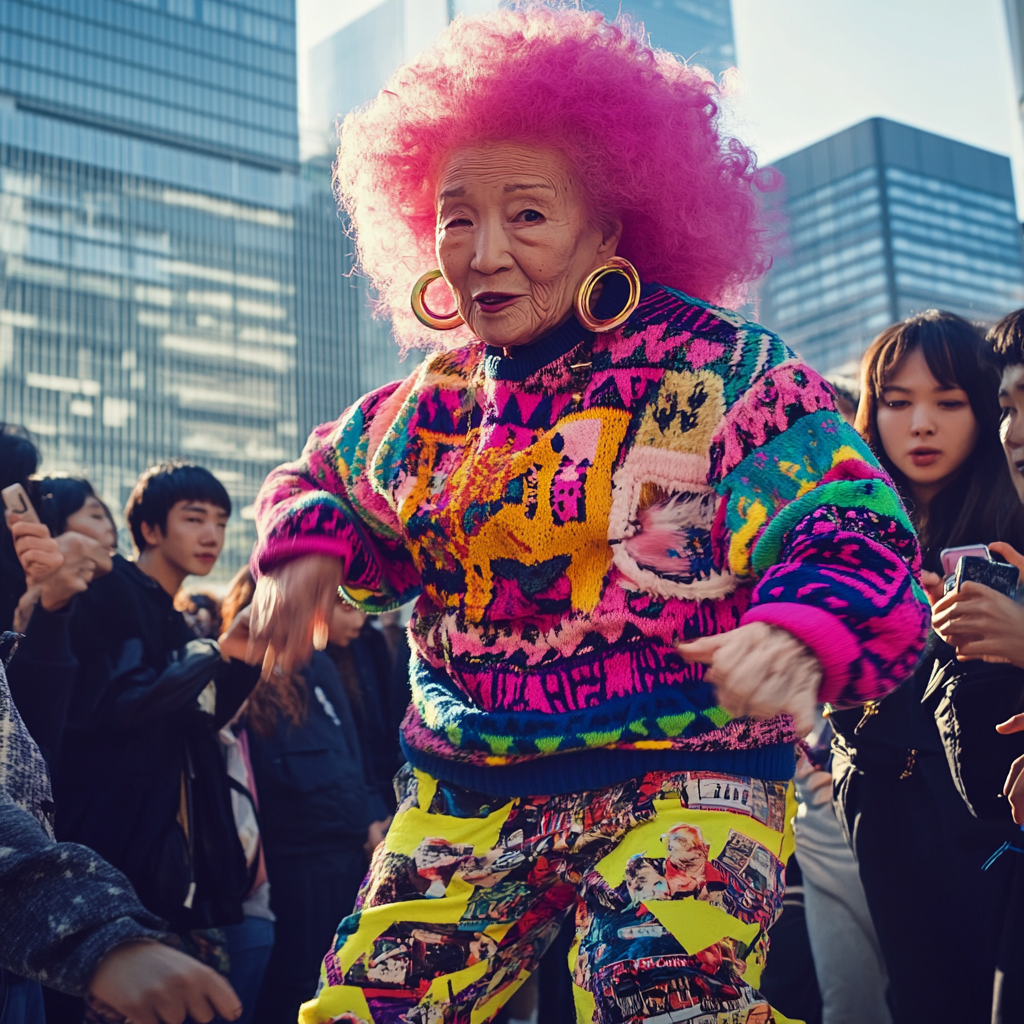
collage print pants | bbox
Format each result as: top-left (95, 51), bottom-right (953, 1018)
top-left (302, 764), bottom-right (799, 1024)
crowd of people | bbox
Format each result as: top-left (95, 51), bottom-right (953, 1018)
top-left (3, 5), bottom-right (1024, 1024)
top-left (0, 453), bottom-right (411, 1024)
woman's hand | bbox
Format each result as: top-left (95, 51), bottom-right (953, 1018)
top-left (931, 582), bottom-right (1024, 666)
top-left (10, 524), bottom-right (112, 618)
top-left (88, 940), bottom-right (241, 1024)
top-left (43, 532), bottom-right (112, 609)
top-left (678, 622), bottom-right (820, 735)
top-left (989, 542), bottom-right (1024, 582)
top-left (248, 556), bottom-right (344, 676)
top-left (997, 713), bottom-right (1024, 825)
top-left (10, 521), bottom-right (63, 585)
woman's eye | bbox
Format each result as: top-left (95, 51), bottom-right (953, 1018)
top-left (516, 209), bottom-right (543, 222)
top-left (445, 217), bottom-right (471, 228)
top-left (885, 400), bottom-right (909, 409)
top-left (939, 400), bottom-right (966, 410)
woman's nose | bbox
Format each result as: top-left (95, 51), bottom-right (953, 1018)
top-left (469, 221), bottom-right (513, 275)
top-left (910, 408), bottom-right (936, 435)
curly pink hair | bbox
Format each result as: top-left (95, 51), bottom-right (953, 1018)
top-left (336, 2), bottom-right (773, 350)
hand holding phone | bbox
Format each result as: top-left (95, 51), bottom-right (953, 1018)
top-left (932, 556), bottom-right (1024, 666)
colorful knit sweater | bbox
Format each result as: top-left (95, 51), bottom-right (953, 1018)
top-left (253, 283), bottom-right (929, 795)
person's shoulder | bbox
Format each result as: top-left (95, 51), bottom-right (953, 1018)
top-left (609, 282), bottom-right (819, 407)
top-left (612, 282), bottom-right (787, 362)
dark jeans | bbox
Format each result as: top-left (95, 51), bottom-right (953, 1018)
top-left (0, 971), bottom-right (46, 1024)
top-left (253, 845), bottom-right (367, 1024)
top-left (223, 917), bottom-right (275, 1024)
top-left (834, 746), bottom-right (1020, 1024)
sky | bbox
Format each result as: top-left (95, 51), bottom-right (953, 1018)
top-left (297, 0), bottom-right (1024, 211)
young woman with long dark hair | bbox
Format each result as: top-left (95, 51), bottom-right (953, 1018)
top-left (833, 309), bottom-right (1024, 1023)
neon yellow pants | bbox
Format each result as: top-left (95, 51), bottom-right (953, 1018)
top-left (302, 765), bottom-right (800, 1024)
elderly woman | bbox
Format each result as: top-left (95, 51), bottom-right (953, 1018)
top-left (250, 6), bottom-right (928, 1022)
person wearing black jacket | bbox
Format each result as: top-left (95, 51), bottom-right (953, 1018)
top-left (0, 640), bottom-right (243, 1024)
top-left (44, 462), bottom-right (261, 1023)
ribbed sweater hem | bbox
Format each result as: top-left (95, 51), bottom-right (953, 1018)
top-left (401, 738), bottom-right (796, 797)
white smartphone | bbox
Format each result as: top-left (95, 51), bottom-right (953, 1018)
top-left (1, 482), bottom-right (40, 524)
top-left (939, 544), bottom-right (990, 578)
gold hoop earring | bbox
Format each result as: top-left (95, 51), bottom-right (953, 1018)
top-left (573, 257), bottom-right (641, 333)
top-left (410, 269), bottom-right (464, 330)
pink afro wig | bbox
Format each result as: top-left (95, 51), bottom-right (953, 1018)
top-left (336, 2), bottom-right (774, 350)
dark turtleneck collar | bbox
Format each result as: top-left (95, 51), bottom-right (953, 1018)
top-left (482, 269), bottom-right (630, 382)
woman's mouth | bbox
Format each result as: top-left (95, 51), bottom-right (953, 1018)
top-left (473, 292), bottom-right (520, 312)
top-left (909, 447), bottom-right (942, 467)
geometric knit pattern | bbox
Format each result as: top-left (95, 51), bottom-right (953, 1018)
top-left (253, 283), bottom-right (929, 786)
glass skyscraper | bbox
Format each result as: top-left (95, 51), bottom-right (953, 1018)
top-left (308, 0), bottom-right (734, 145)
top-left (308, 0), bottom-right (493, 139)
top-left (759, 118), bottom-right (1024, 375)
top-left (587, 0), bottom-right (735, 76)
top-left (0, 0), bottom-right (300, 575)
top-left (293, 155), bottom-right (406, 435)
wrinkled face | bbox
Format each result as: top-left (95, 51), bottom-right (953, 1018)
top-left (875, 347), bottom-right (979, 503)
top-left (66, 495), bottom-right (117, 549)
top-left (999, 363), bottom-right (1024, 504)
top-left (435, 142), bottom-right (620, 349)
top-left (141, 499), bottom-right (227, 577)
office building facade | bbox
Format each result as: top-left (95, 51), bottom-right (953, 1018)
top-left (308, 0), bottom-right (495, 143)
top-left (309, 0), bottom-right (734, 146)
top-left (294, 156), bottom-right (406, 435)
top-left (759, 118), bottom-right (1024, 375)
top-left (0, 1), bottom-right (311, 576)
top-left (588, 0), bottom-right (735, 76)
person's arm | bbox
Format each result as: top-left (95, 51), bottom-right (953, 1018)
top-left (6, 525), bottom-right (112, 763)
top-left (5, 604), bottom-right (78, 768)
top-left (687, 361), bottom-right (929, 715)
top-left (0, 795), bottom-right (165, 993)
top-left (249, 379), bottom-right (425, 673)
top-left (251, 379), bottom-right (423, 610)
top-left (0, 798), bottom-right (240, 1023)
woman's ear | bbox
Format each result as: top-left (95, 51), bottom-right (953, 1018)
top-left (599, 219), bottom-right (623, 257)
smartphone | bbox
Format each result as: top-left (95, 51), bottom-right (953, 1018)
top-left (940, 544), bottom-right (990, 578)
top-left (1, 482), bottom-right (39, 524)
top-left (955, 555), bottom-right (1020, 598)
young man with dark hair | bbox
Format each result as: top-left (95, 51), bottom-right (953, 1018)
top-left (44, 461), bottom-right (263, 1024)
top-left (931, 309), bottom-right (1024, 1021)
top-left (124, 460), bottom-right (233, 594)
